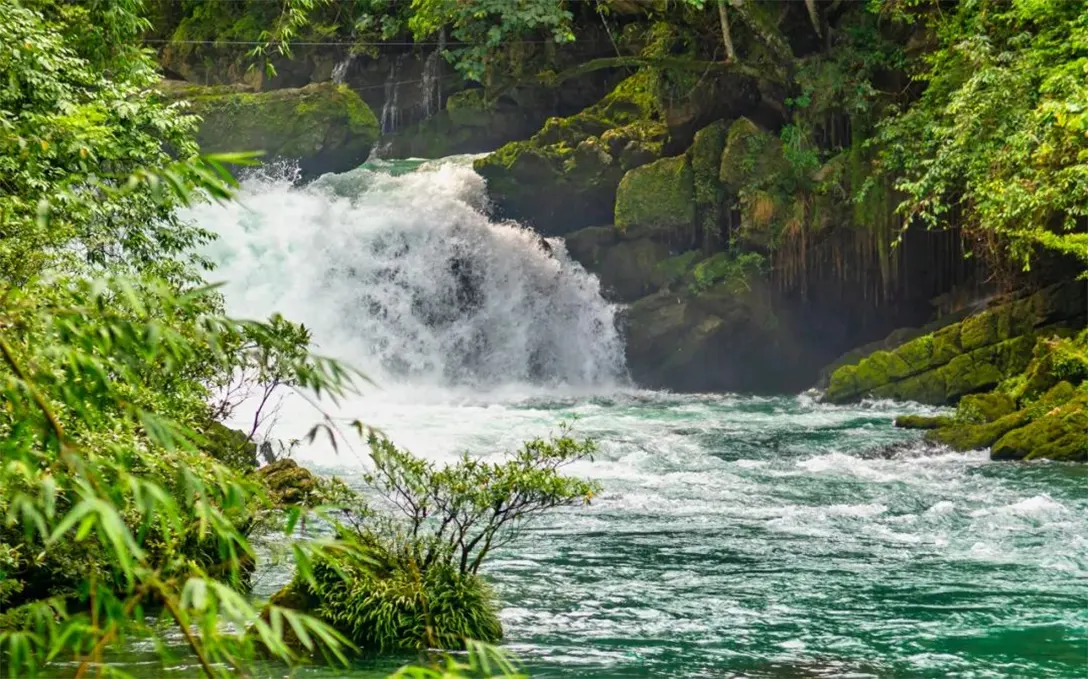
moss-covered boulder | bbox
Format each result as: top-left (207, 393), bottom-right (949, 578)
top-left (614, 155), bottom-right (695, 242)
top-left (689, 120), bottom-right (728, 251)
top-left (990, 392), bottom-right (1088, 461)
top-left (474, 73), bottom-right (667, 235)
top-left (563, 226), bottom-right (672, 302)
top-left (161, 81), bottom-right (379, 179)
top-left (823, 282), bottom-right (1087, 405)
top-left (624, 278), bottom-right (805, 393)
top-left (895, 328), bottom-right (1088, 461)
top-left (257, 458), bottom-right (320, 507)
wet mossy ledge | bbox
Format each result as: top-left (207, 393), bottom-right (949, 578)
top-left (821, 283), bottom-right (1087, 462)
top-left (473, 72), bottom-right (667, 235)
top-left (158, 80), bottom-right (379, 179)
top-left (822, 283), bottom-right (1086, 406)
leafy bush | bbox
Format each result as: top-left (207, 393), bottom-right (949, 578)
top-left (291, 553), bottom-right (503, 652)
top-left (270, 431), bottom-right (600, 652)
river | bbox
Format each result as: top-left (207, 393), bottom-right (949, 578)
top-left (174, 157), bottom-right (1088, 678)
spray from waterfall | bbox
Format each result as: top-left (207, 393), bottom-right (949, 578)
top-left (187, 157), bottom-right (626, 395)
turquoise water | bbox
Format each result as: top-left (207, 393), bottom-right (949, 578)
top-left (164, 157), bottom-right (1088, 677)
top-left (274, 392), bottom-right (1085, 678)
top-left (80, 392), bottom-right (1088, 678)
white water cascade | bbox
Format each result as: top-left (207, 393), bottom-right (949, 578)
top-left (187, 157), bottom-right (625, 402)
top-left (378, 56), bottom-right (404, 134)
top-left (420, 29), bottom-right (446, 118)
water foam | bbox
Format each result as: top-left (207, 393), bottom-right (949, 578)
top-left (187, 157), bottom-right (625, 396)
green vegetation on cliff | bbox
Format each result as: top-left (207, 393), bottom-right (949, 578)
top-left (160, 81), bottom-right (379, 178)
top-left (896, 330), bottom-right (1088, 461)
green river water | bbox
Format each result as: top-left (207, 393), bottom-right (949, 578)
top-left (81, 157), bottom-right (1085, 678)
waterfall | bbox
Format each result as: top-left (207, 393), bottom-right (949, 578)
top-left (379, 56), bottom-right (405, 134)
top-left (186, 157), bottom-right (626, 393)
top-left (421, 29), bottom-right (445, 118)
top-left (331, 54), bottom-right (354, 84)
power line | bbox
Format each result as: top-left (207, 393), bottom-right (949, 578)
top-left (145, 38), bottom-right (546, 46)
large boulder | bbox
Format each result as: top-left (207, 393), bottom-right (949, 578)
top-left (474, 73), bottom-right (667, 235)
top-left (160, 81), bottom-right (379, 178)
top-left (614, 155), bottom-right (695, 244)
top-left (822, 282), bottom-right (1087, 405)
top-left (896, 328), bottom-right (1088, 461)
top-left (257, 458), bottom-right (320, 507)
top-left (624, 276), bottom-right (805, 393)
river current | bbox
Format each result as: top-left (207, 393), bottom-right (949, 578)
top-left (171, 157), bottom-right (1087, 678)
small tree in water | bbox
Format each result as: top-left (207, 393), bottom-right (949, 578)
top-left (278, 430), bottom-right (601, 651)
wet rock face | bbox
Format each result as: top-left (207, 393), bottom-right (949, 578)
top-left (622, 280), bottom-right (809, 394)
top-left (257, 458), bottom-right (319, 507)
top-left (822, 282), bottom-right (1088, 405)
top-left (159, 81), bottom-right (379, 179)
top-left (474, 73), bottom-right (668, 236)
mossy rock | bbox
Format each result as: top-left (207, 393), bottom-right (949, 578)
top-left (1003, 330), bottom-right (1088, 403)
top-left (474, 73), bottom-right (666, 235)
top-left (926, 409), bottom-right (1033, 451)
top-left (614, 155), bottom-right (695, 242)
top-left (822, 283), bottom-right (1086, 405)
top-left (955, 392), bottom-right (1017, 424)
top-left (160, 81), bottom-right (378, 179)
top-left (990, 392), bottom-right (1088, 461)
top-left (719, 117), bottom-right (769, 190)
top-left (688, 120), bottom-right (728, 251)
top-left (563, 227), bottom-right (672, 302)
top-left (257, 459), bottom-right (319, 507)
top-left (203, 421), bottom-right (257, 471)
top-left (894, 414), bottom-right (953, 430)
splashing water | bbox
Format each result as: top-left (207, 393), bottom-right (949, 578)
top-left (421, 29), bottom-right (445, 118)
top-left (190, 156), bottom-right (625, 392)
top-left (331, 54), bottom-right (354, 84)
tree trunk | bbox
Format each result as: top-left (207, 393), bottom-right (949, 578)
top-left (717, 0), bottom-right (736, 61)
top-left (805, 0), bottom-right (823, 38)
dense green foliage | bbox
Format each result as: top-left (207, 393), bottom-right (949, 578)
top-left (877, 0), bottom-right (1088, 270)
top-left (272, 432), bottom-right (599, 651)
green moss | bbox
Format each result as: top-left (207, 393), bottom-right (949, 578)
top-left (689, 252), bottom-right (766, 294)
top-left (163, 82), bottom-right (378, 178)
top-left (991, 393), bottom-right (1088, 461)
top-left (257, 458), bottom-right (319, 507)
top-left (652, 250), bottom-right (702, 288)
top-left (614, 155), bottom-right (695, 240)
top-left (955, 392), bottom-right (1017, 423)
top-left (958, 310), bottom-right (998, 351)
top-left (927, 409), bottom-right (1032, 450)
top-left (719, 117), bottom-right (767, 190)
top-left (688, 120), bottom-right (728, 250)
top-left (894, 414), bottom-right (953, 430)
top-left (474, 73), bottom-right (666, 233)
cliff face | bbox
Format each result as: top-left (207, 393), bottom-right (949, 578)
top-left (148, 2), bottom-right (1086, 401)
